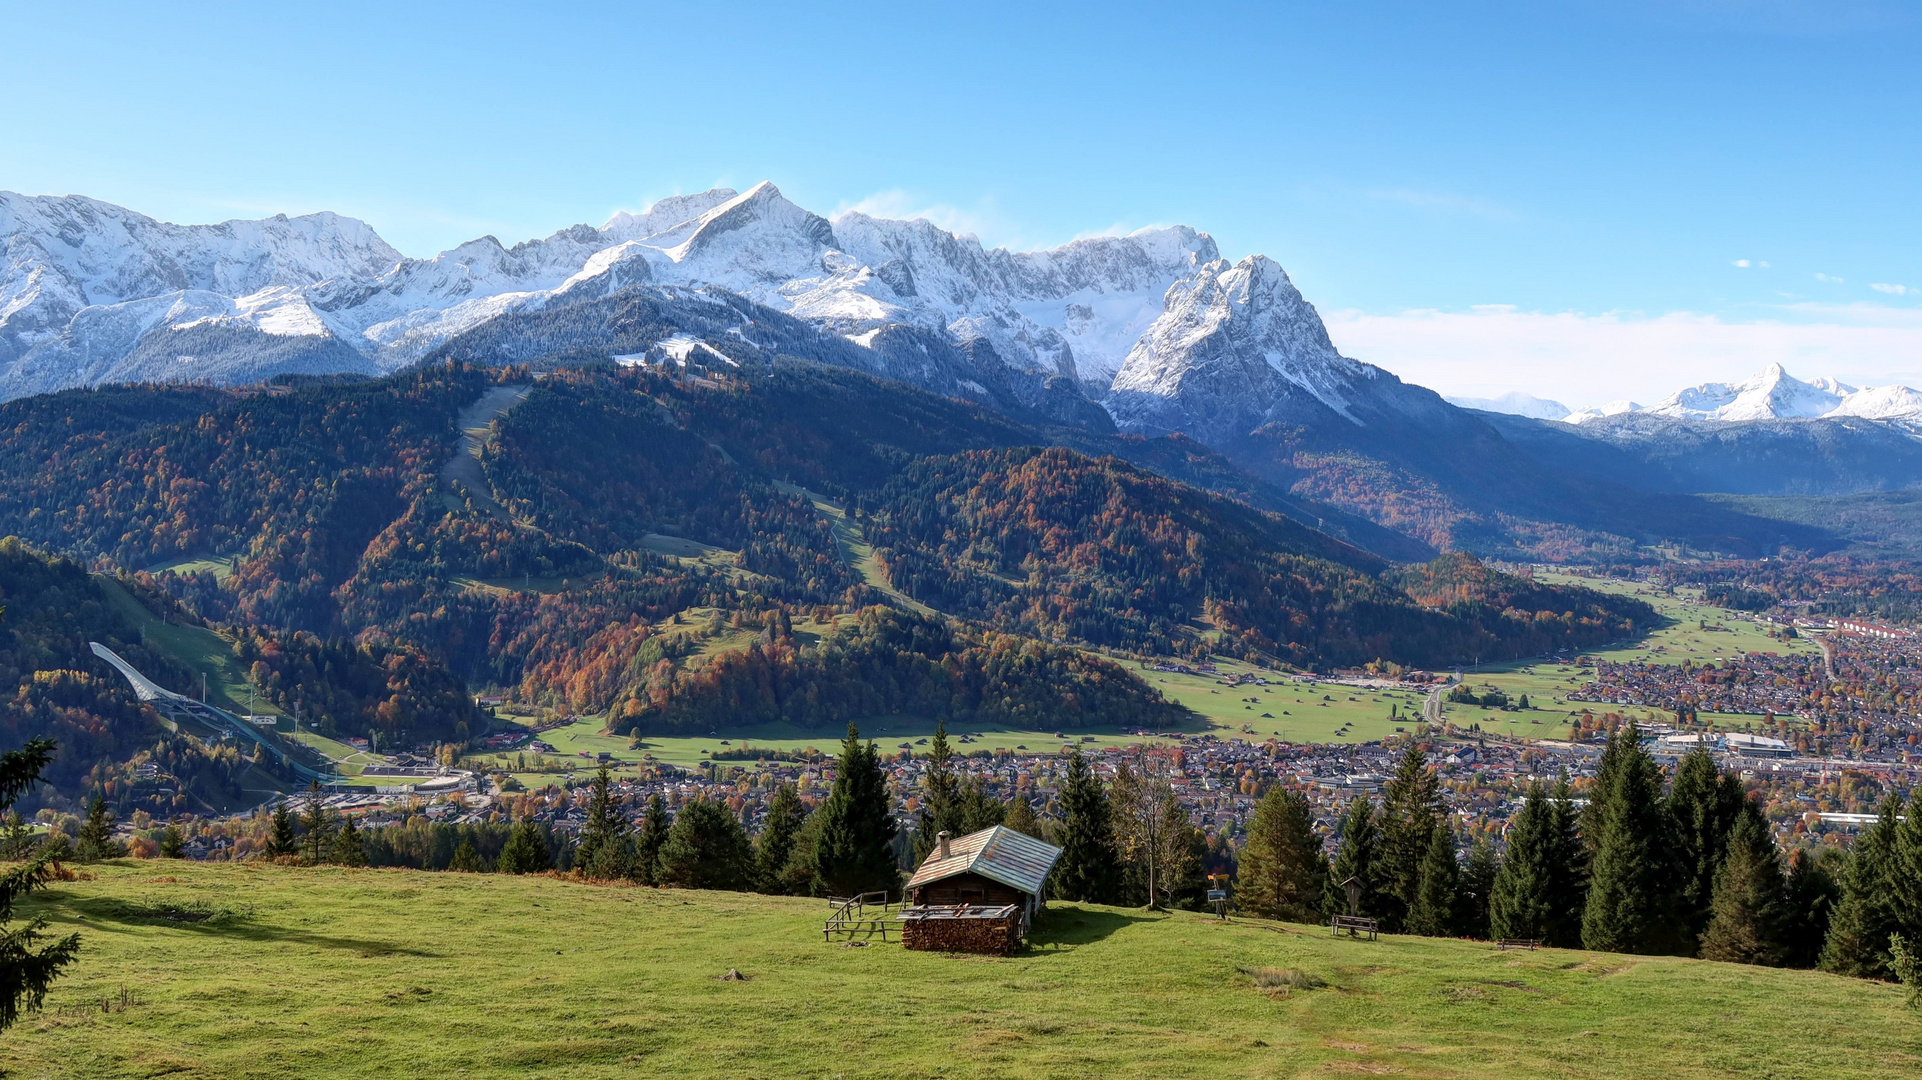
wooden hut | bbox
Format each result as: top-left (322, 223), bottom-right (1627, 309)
top-left (898, 826), bottom-right (1062, 955)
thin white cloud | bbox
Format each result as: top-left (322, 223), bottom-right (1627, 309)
top-left (1733, 259), bottom-right (1752, 268)
top-left (1871, 283), bottom-right (1913, 296)
top-left (1815, 272), bottom-right (1845, 283)
top-left (1322, 303), bottom-right (1922, 410)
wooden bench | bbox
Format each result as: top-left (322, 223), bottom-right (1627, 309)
top-left (1330, 915), bottom-right (1380, 940)
top-left (1496, 938), bottom-right (1541, 951)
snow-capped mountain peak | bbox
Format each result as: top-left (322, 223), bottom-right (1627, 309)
top-left (0, 183), bottom-right (1336, 434)
top-left (1646, 362), bottom-right (1851, 422)
top-left (1106, 254), bottom-right (1379, 441)
top-left (1562, 364), bottom-right (1922, 425)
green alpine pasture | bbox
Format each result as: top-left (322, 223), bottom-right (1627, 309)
top-left (3, 861), bottom-right (1909, 1079)
top-left (1436, 570), bottom-right (1824, 738)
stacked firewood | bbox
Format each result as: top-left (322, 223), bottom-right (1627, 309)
top-left (901, 913), bottom-right (1021, 956)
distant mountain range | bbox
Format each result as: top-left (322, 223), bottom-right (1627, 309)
top-left (5, 184), bottom-right (1922, 560)
top-left (1494, 364), bottom-right (1922, 426)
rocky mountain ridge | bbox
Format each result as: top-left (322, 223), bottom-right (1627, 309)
top-left (0, 183), bottom-right (1230, 407)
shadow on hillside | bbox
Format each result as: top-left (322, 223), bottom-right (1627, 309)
top-left (65, 896), bottom-right (441, 958)
top-left (1024, 907), bottom-right (1156, 954)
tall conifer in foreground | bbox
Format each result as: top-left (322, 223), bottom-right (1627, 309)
top-left (1582, 723), bottom-right (1676, 954)
top-left (301, 781), bottom-right (332, 866)
top-left (1378, 743), bottom-right (1443, 932)
top-left (1670, 746), bottom-right (1748, 950)
top-left (1490, 781), bottom-right (1556, 942)
top-left (498, 818), bottom-right (552, 875)
top-left (912, 721), bottom-right (960, 863)
top-left (634, 793), bottom-right (669, 886)
top-left (1579, 726), bottom-right (1628, 855)
top-left (1236, 785), bottom-right (1327, 922)
top-left (1003, 793), bottom-right (1043, 841)
top-left (575, 767), bottom-right (633, 880)
top-left (1457, 836), bottom-right (1499, 940)
top-left (1822, 797), bottom-right (1904, 979)
top-left (267, 800), bottom-right (298, 858)
top-left (1699, 806), bottom-right (1785, 965)
top-left (756, 784), bottom-right (806, 894)
top-left (1544, 780), bottom-right (1588, 946)
top-left (1780, 847), bottom-right (1840, 969)
top-left (330, 815), bottom-right (368, 867)
top-left (811, 724), bottom-right (898, 898)
top-left (0, 738), bottom-right (79, 1032)
top-left (1323, 797), bottom-right (1385, 919)
top-left (1052, 749), bottom-right (1119, 904)
top-left (658, 799), bottom-right (754, 891)
top-left (75, 797), bottom-right (118, 862)
top-left (1406, 827), bottom-right (1461, 937)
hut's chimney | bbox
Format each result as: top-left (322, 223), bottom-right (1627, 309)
top-left (936, 831), bottom-right (951, 859)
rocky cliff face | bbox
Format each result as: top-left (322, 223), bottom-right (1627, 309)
top-left (1107, 255), bottom-right (1391, 443)
top-left (0, 183), bottom-right (1218, 409)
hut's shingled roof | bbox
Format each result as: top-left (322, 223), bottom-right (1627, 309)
top-left (905, 825), bottom-right (1062, 897)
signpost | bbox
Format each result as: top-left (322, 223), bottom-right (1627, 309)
top-left (1207, 875), bottom-right (1229, 920)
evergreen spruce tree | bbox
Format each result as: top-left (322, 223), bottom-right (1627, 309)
top-left (755, 784), bottom-right (806, 894)
top-left (1780, 847), bottom-right (1841, 969)
top-left (912, 721), bottom-right (961, 863)
top-left (0, 812), bottom-right (32, 860)
top-left (658, 799), bottom-right (754, 891)
top-left (1457, 837), bottom-right (1499, 940)
top-left (810, 724), bottom-right (899, 898)
top-left (267, 800), bottom-right (298, 858)
top-left (498, 818), bottom-right (552, 875)
top-left (1895, 789), bottom-right (1922, 941)
top-left (159, 825), bottom-right (185, 859)
top-left (1406, 828), bottom-right (1460, 937)
top-left (1821, 796), bottom-right (1904, 979)
top-left (75, 797), bottom-right (117, 862)
top-left (634, 793), bottom-right (669, 886)
top-left (574, 767), bottom-right (632, 879)
top-left (1323, 798), bottom-right (1385, 920)
top-left (449, 838), bottom-right (483, 872)
top-left (1579, 725), bottom-right (1629, 855)
top-left (1490, 782), bottom-right (1556, 941)
top-left (0, 739), bottom-right (79, 1031)
top-left (301, 781), bottom-right (332, 866)
top-left (1377, 743), bottom-right (1443, 932)
top-left (1581, 723), bottom-right (1677, 954)
top-left (1235, 785), bottom-right (1327, 922)
top-left (1051, 749), bottom-right (1119, 904)
top-left (1544, 780), bottom-right (1589, 947)
top-left (778, 805), bottom-right (825, 896)
top-left (329, 815), bottom-right (368, 868)
top-left (955, 776), bottom-right (1006, 834)
top-left (1670, 746), bottom-right (1749, 950)
top-left (1003, 793), bottom-right (1043, 840)
top-left (1699, 806), bottom-right (1785, 965)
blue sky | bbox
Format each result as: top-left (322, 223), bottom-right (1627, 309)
top-left (5, 0), bottom-right (1918, 405)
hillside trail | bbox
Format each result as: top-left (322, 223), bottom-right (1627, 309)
top-left (769, 480), bottom-right (936, 617)
top-left (440, 384), bottom-right (530, 520)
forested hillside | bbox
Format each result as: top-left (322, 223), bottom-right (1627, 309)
top-left (0, 539), bottom-right (247, 815)
top-left (0, 359), bottom-right (1662, 781)
top-left (866, 447), bottom-right (1653, 666)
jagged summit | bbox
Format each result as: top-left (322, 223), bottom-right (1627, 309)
top-left (1107, 255), bottom-right (1376, 443)
top-left (1563, 363), bottom-right (1922, 424)
top-left (0, 182), bottom-right (1243, 408)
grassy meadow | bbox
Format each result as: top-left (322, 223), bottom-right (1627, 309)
top-left (475, 661), bottom-right (1436, 784)
top-left (3, 861), bottom-right (1910, 1079)
top-left (1435, 570), bottom-right (1823, 739)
